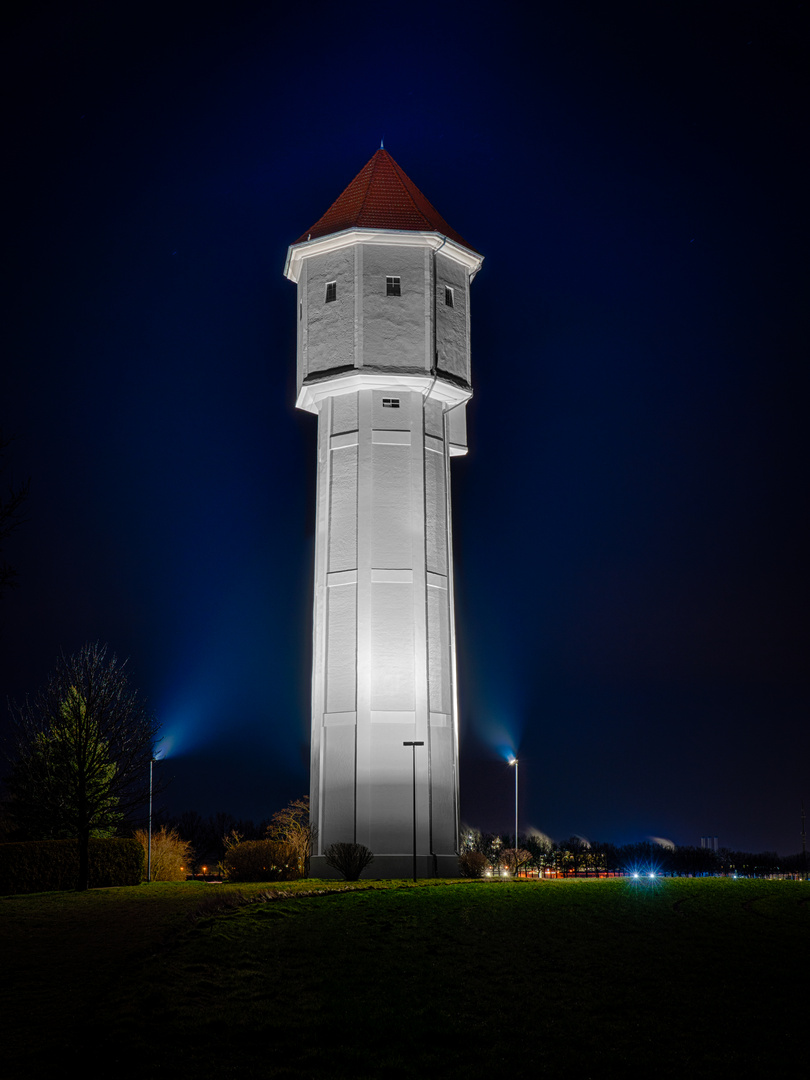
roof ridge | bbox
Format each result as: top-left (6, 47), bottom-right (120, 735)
top-left (387, 152), bottom-right (432, 230)
top-left (356, 149), bottom-right (383, 223)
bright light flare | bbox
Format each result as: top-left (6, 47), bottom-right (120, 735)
top-left (627, 861), bottom-right (662, 882)
top-left (479, 713), bottom-right (525, 768)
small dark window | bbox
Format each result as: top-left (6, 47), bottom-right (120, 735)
top-left (299, 301), bottom-right (303, 320)
top-left (325, 282), bottom-right (337, 303)
top-left (445, 286), bottom-right (454, 308)
top-left (382, 398), bottom-right (400, 409)
top-left (386, 276), bottom-right (401, 297)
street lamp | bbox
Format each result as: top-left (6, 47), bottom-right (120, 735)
top-left (147, 755), bottom-right (159, 882)
top-left (508, 757), bottom-right (518, 853)
top-left (403, 741), bottom-right (425, 882)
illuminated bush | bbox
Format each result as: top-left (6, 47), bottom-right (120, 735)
top-left (223, 840), bottom-right (299, 883)
top-left (133, 826), bottom-right (192, 881)
top-left (323, 842), bottom-right (374, 881)
top-left (458, 851), bottom-right (488, 878)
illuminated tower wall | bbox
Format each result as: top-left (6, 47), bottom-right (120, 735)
top-left (284, 150), bottom-right (482, 877)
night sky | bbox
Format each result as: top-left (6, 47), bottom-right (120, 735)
top-left (2, 2), bottom-right (807, 854)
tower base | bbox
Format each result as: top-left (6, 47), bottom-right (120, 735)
top-left (310, 853), bottom-right (461, 881)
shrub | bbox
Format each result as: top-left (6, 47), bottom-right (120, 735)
top-left (0, 837), bottom-right (143, 895)
top-left (458, 850), bottom-right (488, 878)
top-left (323, 842), bottom-right (374, 881)
top-left (133, 826), bottom-right (192, 881)
top-left (222, 839), bottom-right (299, 883)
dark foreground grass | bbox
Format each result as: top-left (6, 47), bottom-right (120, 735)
top-left (3, 877), bottom-right (807, 1076)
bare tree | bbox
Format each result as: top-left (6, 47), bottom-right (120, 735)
top-left (485, 834), bottom-right (505, 874)
top-left (557, 836), bottom-right (592, 875)
top-left (524, 833), bottom-right (554, 874)
top-left (501, 847), bottom-right (533, 877)
top-left (6, 643), bottom-right (160, 890)
top-left (268, 796), bottom-right (317, 877)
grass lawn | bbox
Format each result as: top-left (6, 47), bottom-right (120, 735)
top-left (2, 877), bottom-right (807, 1076)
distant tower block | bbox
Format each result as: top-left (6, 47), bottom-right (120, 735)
top-left (284, 149), bottom-right (483, 877)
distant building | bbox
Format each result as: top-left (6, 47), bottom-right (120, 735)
top-left (284, 149), bottom-right (483, 876)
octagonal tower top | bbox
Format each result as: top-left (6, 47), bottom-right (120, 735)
top-left (285, 149), bottom-right (483, 421)
top-left (284, 149), bottom-right (482, 284)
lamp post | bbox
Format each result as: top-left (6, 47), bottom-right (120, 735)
top-left (509, 757), bottom-right (519, 854)
top-left (403, 741), bottom-right (425, 882)
top-left (147, 755), bottom-right (159, 882)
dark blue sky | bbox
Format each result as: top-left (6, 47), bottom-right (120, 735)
top-left (2, 1), bottom-right (807, 853)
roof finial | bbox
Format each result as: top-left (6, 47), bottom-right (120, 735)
top-left (380, 137), bottom-right (384, 149)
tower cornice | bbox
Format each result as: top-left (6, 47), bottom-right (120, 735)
top-left (284, 228), bottom-right (483, 284)
top-left (296, 370), bottom-right (471, 452)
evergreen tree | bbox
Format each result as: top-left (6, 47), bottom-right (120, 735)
top-left (7, 643), bottom-right (159, 889)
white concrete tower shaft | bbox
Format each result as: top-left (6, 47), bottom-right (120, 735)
top-left (284, 150), bottom-right (483, 877)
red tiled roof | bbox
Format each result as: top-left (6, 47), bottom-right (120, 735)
top-left (294, 148), bottom-right (478, 253)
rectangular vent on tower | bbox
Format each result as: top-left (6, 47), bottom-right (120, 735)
top-left (382, 398), bottom-right (400, 409)
top-left (445, 286), bottom-right (454, 308)
top-left (325, 282), bottom-right (337, 303)
top-left (386, 276), bottom-right (401, 297)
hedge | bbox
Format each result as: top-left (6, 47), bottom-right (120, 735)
top-left (0, 838), bottom-right (145, 895)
